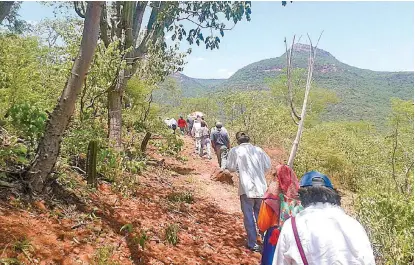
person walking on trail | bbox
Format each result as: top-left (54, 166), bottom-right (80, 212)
top-left (178, 116), bottom-right (187, 135)
top-left (210, 120), bottom-right (228, 135)
top-left (199, 121), bottom-right (212, 159)
top-left (210, 122), bottom-right (230, 169)
top-left (191, 116), bottom-right (202, 153)
top-left (272, 171), bottom-right (376, 265)
top-left (258, 165), bottom-right (303, 265)
top-left (201, 116), bottom-right (208, 128)
top-left (170, 118), bottom-right (177, 134)
top-left (186, 116), bottom-right (194, 136)
top-left (226, 132), bottom-right (271, 252)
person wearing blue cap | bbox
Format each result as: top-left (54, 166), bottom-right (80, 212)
top-left (272, 171), bottom-right (375, 265)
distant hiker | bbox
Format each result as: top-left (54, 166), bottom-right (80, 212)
top-left (170, 118), bottom-right (177, 134)
top-left (201, 116), bottom-right (208, 128)
top-left (178, 116), bottom-right (187, 135)
top-left (272, 171), bottom-right (376, 265)
top-left (226, 132), bottom-right (271, 252)
top-left (210, 122), bottom-right (230, 169)
top-left (258, 165), bottom-right (303, 265)
top-left (164, 118), bottom-right (171, 127)
top-left (199, 121), bottom-right (212, 159)
top-left (210, 121), bottom-right (228, 135)
top-left (191, 116), bottom-right (202, 153)
top-left (187, 116), bottom-right (194, 136)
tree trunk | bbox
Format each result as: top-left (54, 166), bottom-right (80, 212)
top-left (287, 33), bottom-right (322, 168)
top-left (108, 69), bottom-right (125, 150)
top-left (0, 1), bottom-right (14, 24)
top-left (140, 132), bottom-right (152, 153)
top-left (106, 2), bottom-right (158, 151)
top-left (86, 140), bottom-right (98, 188)
top-left (25, 2), bottom-right (103, 194)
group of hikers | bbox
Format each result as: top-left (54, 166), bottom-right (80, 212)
top-left (166, 114), bottom-right (376, 265)
top-left (166, 115), bottom-right (230, 168)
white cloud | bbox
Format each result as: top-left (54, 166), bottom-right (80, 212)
top-left (195, 57), bottom-right (205, 61)
top-left (227, 71), bottom-right (234, 77)
top-left (218, 68), bottom-right (228, 73)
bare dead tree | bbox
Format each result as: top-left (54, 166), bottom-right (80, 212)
top-left (287, 31), bottom-right (323, 169)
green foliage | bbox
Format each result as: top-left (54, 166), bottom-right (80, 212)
top-left (92, 246), bottom-right (120, 265)
top-left (167, 191), bottom-right (194, 204)
top-left (120, 223), bottom-right (133, 234)
top-left (6, 103), bottom-right (47, 147)
top-left (163, 2), bottom-right (251, 50)
top-left (132, 230), bottom-right (148, 250)
top-left (0, 258), bottom-right (21, 265)
top-left (356, 191), bottom-right (414, 264)
top-left (0, 135), bottom-right (30, 168)
top-left (12, 237), bottom-right (33, 253)
top-left (294, 121), bottom-right (383, 191)
top-left (165, 224), bottom-right (180, 246)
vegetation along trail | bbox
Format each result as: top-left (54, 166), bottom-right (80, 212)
top-left (1, 135), bottom-right (286, 264)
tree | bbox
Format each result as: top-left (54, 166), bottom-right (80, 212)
top-left (388, 98), bottom-right (414, 194)
top-left (286, 33), bottom-right (323, 168)
top-left (25, 2), bottom-right (103, 194)
top-left (73, 1), bottom-right (252, 150)
top-left (0, 1), bottom-right (14, 24)
top-left (0, 1), bottom-right (29, 34)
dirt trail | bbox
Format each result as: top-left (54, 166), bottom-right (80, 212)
top-left (1, 136), bottom-right (284, 265)
top-left (0, 135), bottom-right (356, 265)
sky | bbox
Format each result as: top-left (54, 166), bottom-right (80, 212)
top-left (18, 1), bottom-right (414, 79)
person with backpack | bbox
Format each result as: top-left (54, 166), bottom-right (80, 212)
top-left (186, 116), bottom-right (194, 136)
top-left (258, 164), bottom-right (303, 265)
top-left (178, 116), bottom-right (187, 135)
top-left (226, 132), bottom-right (271, 252)
top-left (272, 171), bottom-right (376, 265)
top-left (211, 122), bottom-right (230, 169)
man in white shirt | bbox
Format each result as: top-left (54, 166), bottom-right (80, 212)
top-left (272, 171), bottom-right (376, 265)
top-left (170, 118), bottom-right (177, 134)
top-left (226, 132), bottom-right (271, 252)
top-left (191, 116), bottom-right (202, 153)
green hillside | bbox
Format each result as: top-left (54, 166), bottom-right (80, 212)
top-left (162, 44), bottom-right (413, 123)
top-left (218, 44), bottom-right (414, 122)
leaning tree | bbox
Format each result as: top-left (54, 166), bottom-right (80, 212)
top-left (25, 2), bottom-right (104, 193)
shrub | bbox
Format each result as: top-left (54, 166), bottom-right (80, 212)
top-left (92, 246), bottom-right (119, 265)
top-left (165, 224), bottom-right (179, 246)
top-left (167, 191), bottom-right (194, 204)
top-left (356, 189), bottom-right (414, 264)
top-left (6, 103), bottom-right (47, 149)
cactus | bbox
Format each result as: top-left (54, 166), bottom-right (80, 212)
top-left (86, 140), bottom-right (98, 187)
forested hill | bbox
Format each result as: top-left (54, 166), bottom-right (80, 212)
top-left (162, 44), bottom-right (414, 123)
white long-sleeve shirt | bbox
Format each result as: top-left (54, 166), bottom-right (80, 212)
top-left (226, 143), bottom-right (271, 198)
top-left (191, 120), bottom-right (202, 137)
top-left (272, 203), bottom-right (376, 265)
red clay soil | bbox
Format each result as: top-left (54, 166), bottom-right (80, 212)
top-left (0, 136), bottom-right (286, 265)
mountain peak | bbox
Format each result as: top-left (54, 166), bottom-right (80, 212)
top-left (291, 43), bottom-right (333, 58)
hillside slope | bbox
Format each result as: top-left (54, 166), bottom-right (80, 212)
top-left (218, 44), bottom-right (414, 122)
top-left (161, 44), bottom-right (413, 123)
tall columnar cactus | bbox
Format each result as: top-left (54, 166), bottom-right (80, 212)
top-left (86, 140), bottom-right (98, 187)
